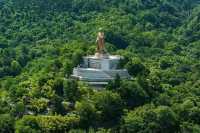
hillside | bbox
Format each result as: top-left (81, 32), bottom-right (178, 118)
top-left (0, 0), bottom-right (200, 132)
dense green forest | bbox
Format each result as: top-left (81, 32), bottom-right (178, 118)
top-left (0, 0), bottom-right (200, 132)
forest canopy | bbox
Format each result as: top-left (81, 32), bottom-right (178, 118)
top-left (0, 0), bottom-right (200, 132)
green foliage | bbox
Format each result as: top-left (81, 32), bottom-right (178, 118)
top-left (118, 80), bottom-right (149, 108)
top-left (0, 114), bottom-right (14, 133)
top-left (63, 79), bottom-right (80, 102)
top-left (10, 60), bottom-right (22, 76)
top-left (0, 0), bottom-right (200, 132)
top-left (125, 58), bottom-right (149, 76)
top-left (15, 115), bottom-right (80, 133)
top-left (75, 100), bottom-right (97, 128)
top-left (122, 105), bottom-right (179, 133)
top-left (64, 60), bottom-right (73, 77)
top-left (92, 90), bottom-right (123, 126)
top-left (106, 74), bottom-right (121, 90)
top-left (180, 122), bottom-right (200, 133)
top-left (15, 115), bottom-right (40, 133)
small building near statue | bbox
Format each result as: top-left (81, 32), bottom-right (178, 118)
top-left (71, 29), bottom-right (130, 86)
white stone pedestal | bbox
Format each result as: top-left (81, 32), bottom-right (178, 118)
top-left (71, 53), bottom-right (130, 86)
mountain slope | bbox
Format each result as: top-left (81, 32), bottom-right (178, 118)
top-left (0, 0), bottom-right (200, 132)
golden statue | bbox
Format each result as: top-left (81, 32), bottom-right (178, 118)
top-left (96, 28), bottom-right (105, 54)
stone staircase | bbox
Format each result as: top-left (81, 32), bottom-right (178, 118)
top-left (72, 68), bottom-right (112, 82)
top-left (72, 67), bottom-right (130, 83)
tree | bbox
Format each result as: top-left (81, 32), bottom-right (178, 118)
top-left (52, 78), bottom-right (64, 96)
top-left (0, 36), bottom-right (8, 48)
top-left (106, 74), bottom-right (121, 90)
top-left (118, 80), bottom-right (149, 108)
top-left (125, 58), bottom-right (149, 76)
top-left (122, 111), bottom-right (145, 133)
top-left (15, 115), bottom-right (40, 133)
top-left (11, 102), bottom-right (25, 117)
top-left (1, 0), bottom-right (200, 132)
top-left (92, 91), bottom-right (123, 126)
top-left (16, 54), bottom-right (29, 67)
top-left (0, 114), bottom-right (14, 133)
top-left (0, 67), bottom-right (5, 78)
top-left (75, 100), bottom-right (97, 128)
top-left (29, 98), bottom-right (48, 114)
top-left (174, 99), bottom-right (200, 124)
top-left (180, 122), bottom-right (200, 133)
top-left (72, 50), bottom-right (83, 67)
top-left (15, 115), bottom-right (80, 133)
top-left (160, 56), bottom-right (173, 69)
top-left (63, 79), bottom-right (80, 102)
top-left (63, 59), bottom-right (73, 77)
top-left (10, 60), bottom-right (22, 76)
top-left (122, 105), bottom-right (179, 133)
top-left (154, 106), bottom-right (179, 133)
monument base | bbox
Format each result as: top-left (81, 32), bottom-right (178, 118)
top-left (71, 68), bottom-right (130, 87)
top-left (71, 54), bottom-right (130, 86)
top-left (95, 52), bottom-right (109, 59)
